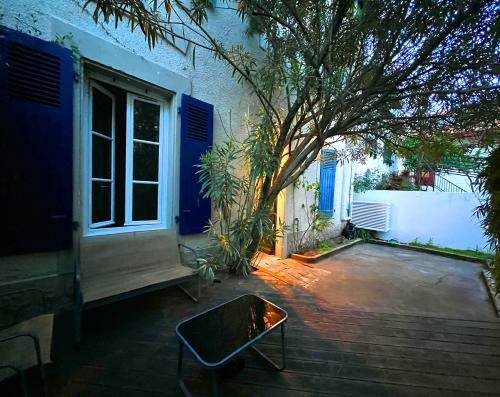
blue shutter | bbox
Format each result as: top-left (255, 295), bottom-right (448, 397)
top-left (179, 94), bottom-right (213, 234)
top-left (0, 27), bottom-right (73, 256)
top-left (318, 150), bottom-right (336, 218)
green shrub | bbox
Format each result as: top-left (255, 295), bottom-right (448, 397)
top-left (354, 228), bottom-right (375, 241)
top-left (319, 240), bottom-right (333, 252)
top-left (353, 170), bottom-right (380, 193)
top-left (476, 146), bottom-right (500, 293)
top-left (408, 239), bottom-right (494, 261)
top-left (354, 169), bottom-right (419, 193)
top-left (291, 178), bottom-right (333, 253)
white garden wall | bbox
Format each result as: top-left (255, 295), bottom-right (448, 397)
top-left (354, 190), bottom-right (490, 251)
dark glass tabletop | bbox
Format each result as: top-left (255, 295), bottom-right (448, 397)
top-left (176, 294), bottom-right (287, 367)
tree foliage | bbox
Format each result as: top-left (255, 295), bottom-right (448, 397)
top-left (87, 0), bottom-right (499, 273)
top-left (476, 145), bottom-right (500, 293)
top-left (197, 122), bottom-right (285, 274)
top-left (400, 134), bottom-right (483, 177)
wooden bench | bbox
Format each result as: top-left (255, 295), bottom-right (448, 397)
top-left (74, 229), bottom-right (199, 345)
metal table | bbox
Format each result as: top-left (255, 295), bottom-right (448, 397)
top-left (175, 294), bottom-right (287, 396)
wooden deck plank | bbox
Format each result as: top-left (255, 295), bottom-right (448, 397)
top-left (4, 270), bottom-right (500, 397)
top-left (60, 338), bottom-right (500, 381)
top-left (260, 328), bottom-right (500, 355)
top-left (282, 322), bottom-right (500, 345)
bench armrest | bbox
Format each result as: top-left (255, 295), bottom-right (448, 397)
top-left (178, 243), bottom-right (201, 261)
top-left (0, 332), bottom-right (43, 369)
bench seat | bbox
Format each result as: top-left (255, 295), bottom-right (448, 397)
top-left (82, 264), bottom-right (196, 304)
top-left (74, 229), bottom-right (199, 344)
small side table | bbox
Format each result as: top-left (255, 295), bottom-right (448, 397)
top-left (175, 294), bottom-right (287, 396)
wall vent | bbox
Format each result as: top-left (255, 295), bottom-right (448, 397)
top-left (352, 201), bottom-right (391, 232)
top-left (7, 42), bottom-right (61, 107)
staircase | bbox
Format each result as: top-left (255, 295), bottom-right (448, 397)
top-left (434, 173), bottom-right (467, 193)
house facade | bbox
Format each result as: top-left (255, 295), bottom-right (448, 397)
top-left (0, 1), bottom-right (352, 314)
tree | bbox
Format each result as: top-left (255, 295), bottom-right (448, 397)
top-left (87, 0), bottom-right (499, 274)
top-left (476, 142), bottom-right (500, 293)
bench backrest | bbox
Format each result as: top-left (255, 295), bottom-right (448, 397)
top-left (79, 229), bottom-right (191, 302)
top-left (80, 229), bottom-right (180, 277)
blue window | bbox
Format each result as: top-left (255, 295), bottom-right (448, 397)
top-left (318, 150), bottom-right (336, 218)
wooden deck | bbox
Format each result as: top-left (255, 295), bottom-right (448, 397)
top-left (3, 269), bottom-right (500, 396)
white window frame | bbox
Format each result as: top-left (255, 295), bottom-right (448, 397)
top-left (124, 93), bottom-right (166, 226)
top-left (82, 72), bottom-right (172, 237)
top-left (89, 82), bottom-right (116, 228)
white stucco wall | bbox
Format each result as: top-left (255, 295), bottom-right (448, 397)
top-left (0, 1), bottom-right (263, 303)
top-left (354, 190), bottom-right (490, 251)
top-left (279, 140), bottom-right (355, 257)
top-left (1, 0), bottom-right (262, 244)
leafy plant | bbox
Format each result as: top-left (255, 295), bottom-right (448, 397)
top-left (319, 240), bottom-right (333, 253)
top-left (193, 257), bottom-right (216, 280)
top-left (401, 135), bottom-right (480, 176)
top-left (476, 145), bottom-right (500, 293)
top-left (291, 177), bottom-right (333, 253)
top-left (354, 228), bottom-right (375, 241)
top-left (375, 172), bottom-right (420, 191)
top-left (353, 170), bottom-right (380, 193)
top-left (198, 121), bottom-right (285, 275)
top-left (55, 33), bottom-right (82, 65)
top-left (354, 170), bottom-right (419, 192)
top-left (408, 240), bottom-right (494, 262)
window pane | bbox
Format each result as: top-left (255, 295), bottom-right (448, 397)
top-left (133, 142), bottom-right (159, 182)
top-left (92, 181), bottom-right (112, 224)
top-left (92, 88), bottom-right (113, 136)
top-left (92, 135), bottom-right (112, 179)
top-left (134, 100), bottom-right (160, 142)
top-left (132, 183), bottom-right (158, 221)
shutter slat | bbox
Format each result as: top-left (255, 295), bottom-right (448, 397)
top-left (319, 149), bottom-right (336, 218)
top-left (179, 94), bottom-right (213, 234)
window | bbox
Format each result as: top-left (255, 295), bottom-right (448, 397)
top-left (318, 150), bottom-right (336, 218)
top-left (90, 83), bottom-right (115, 227)
top-left (87, 78), bottom-right (168, 233)
top-left (126, 95), bottom-right (162, 224)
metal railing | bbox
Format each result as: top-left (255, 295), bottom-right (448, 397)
top-left (434, 173), bottom-right (467, 193)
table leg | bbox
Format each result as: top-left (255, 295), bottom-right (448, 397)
top-left (177, 341), bottom-right (192, 397)
top-left (281, 322), bottom-right (286, 370)
top-left (251, 322), bottom-right (286, 371)
top-left (211, 370), bottom-right (219, 397)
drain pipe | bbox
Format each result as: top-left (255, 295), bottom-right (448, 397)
top-left (347, 161), bottom-right (354, 219)
top-left (340, 160), bottom-right (354, 222)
